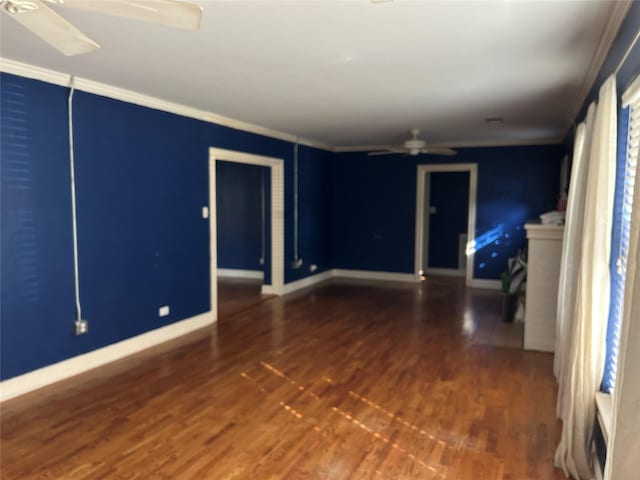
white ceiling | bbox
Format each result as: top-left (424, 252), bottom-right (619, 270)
top-left (0, 0), bottom-right (622, 148)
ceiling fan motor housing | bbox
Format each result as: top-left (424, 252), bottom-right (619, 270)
top-left (405, 138), bottom-right (426, 155)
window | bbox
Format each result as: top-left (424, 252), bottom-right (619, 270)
top-left (602, 85), bottom-right (639, 393)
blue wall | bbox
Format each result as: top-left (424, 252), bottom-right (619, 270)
top-left (7, 0), bottom-right (636, 380)
top-left (428, 171), bottom-right (469, 270)
top-left (294, 145), bottom-right (333, 278)
top-left (0, 72), bottom-right (332, 380)
top-left (331, 145), bottom-right (563, 279)
top-left (216, 161), bottom-right (264, 271)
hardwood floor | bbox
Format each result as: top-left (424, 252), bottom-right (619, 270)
top-left (217, 277), bottom-right (270, 319)
top-left (0, 277), bottom-right (563, 479)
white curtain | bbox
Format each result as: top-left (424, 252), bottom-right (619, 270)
top-left (605, 77), bottom-right (640, 480)
top-left (554, 103), bottom-right (595, 389)
top-left (555, 75), bottom-right (617, 479)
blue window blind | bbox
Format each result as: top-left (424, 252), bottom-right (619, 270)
top-left (603, 101), bottom-right (638, 393)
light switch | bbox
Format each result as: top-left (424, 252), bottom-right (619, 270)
top-left (202, 206), bottom-right (209, 219)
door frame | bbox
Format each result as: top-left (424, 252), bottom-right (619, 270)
top-left (209, 148), bottom-right (285, 317)
top-left (414, 163), bottom-right (478, 287)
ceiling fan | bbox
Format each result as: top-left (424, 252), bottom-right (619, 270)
top-left (368, 129), bottom-right (457, 157)
top-left (0, 0), bottom-right (203, 56)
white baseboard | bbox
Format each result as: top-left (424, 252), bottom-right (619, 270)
top-left (0, 270), bottom-right (502, 400)
top-left (217, 268), bottom-right (263, 280)
top-left (0, 311), bottom-right (216, 403)
top-left (263, 269), bottom-right (418, 297)
top-left (332, 269), bottom-right (419, 283)
top-left (468, 279), bottom-right (502, 290)
top-left (425, 267), bottom-right (466, 277)
top-left (283, 270), bottom-right (333, 294)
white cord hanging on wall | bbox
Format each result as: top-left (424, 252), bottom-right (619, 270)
top-left (292, 140), bottom-right (302, 269)
top-left (260, 168), bottom-right (265, 266)
top-left (68, 76), bottom-right (88, 335)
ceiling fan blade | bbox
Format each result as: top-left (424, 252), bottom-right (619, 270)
top-left (367, 146), bottom-right (407, 156)
top-left (2, 0), bottom-right (99, 55)
top-left (63, 0), bottom-right (203, 30)
top-left (421, 147), bottom-right (458, 156)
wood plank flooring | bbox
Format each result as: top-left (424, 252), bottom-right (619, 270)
top-left (0, 277), bottom-right (563, 479)
top-left (217, 277), bottom-right (270, 318)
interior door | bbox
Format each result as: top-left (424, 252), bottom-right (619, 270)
top-left (426, 171), bottom-right (470, 273)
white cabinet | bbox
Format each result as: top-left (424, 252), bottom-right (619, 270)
top-left (524, 224), bottom-right (564, 352)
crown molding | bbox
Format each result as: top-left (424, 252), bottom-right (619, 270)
top-left (567, 0), bottom-right (633, 125)
top-left (333, 144), bottom-right (390, 153)
top-left (332, 136), bottom-right (563, 152)
top-left (0, 57), bottom-right (565, 153)
top-left (430, 137), bottom-right (564, 148)
top-left (0, 57), bottom-right (333, 152)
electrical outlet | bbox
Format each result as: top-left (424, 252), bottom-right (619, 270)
top-left (75, 319), bottom-right (88, 336)
top-left (259, 257), bottom-right (264, 266)
top-left (309, 264), bottom-right (318, 272)
top-left (159, 305), bottom-right (170, 317)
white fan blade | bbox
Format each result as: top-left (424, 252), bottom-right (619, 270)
top-left (368, 147), bottom-right (406, 156)
top-left (421, 147), bottom-right (458, 156)
top-left (63, 0), bottom-right (203, 30)
top-left (3, 0), bottom-right (99, 56)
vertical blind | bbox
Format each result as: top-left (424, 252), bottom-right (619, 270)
top-left (602, 96), bottom-right (639, 393)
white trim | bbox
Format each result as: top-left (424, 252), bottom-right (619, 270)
top-left (0, 58), bottom-right (332, 152)
top-left (415, 163), bottom-right (478, 287)
top-left (525, 224), bottom-right (565, 241)
top-left (209, 148), bottom-right (285, 304)
top-left (424, 268), bottom-right (466, 278)
top-left (595, 392), bottom-right (612, 447)
top-left (0, 59), bottom-right (570, 153)
top-left (0, 311), bottom-right (215, 402)
top-left (332, 269), bottom-right (418, 283)
top-left (570, 0), bottom-right (633, 124)
top-left (333, 144), bottom-right (397, 153)
top-left (209, 156), bottom-right (219, 316)
top-left (267, 269), bottom-right (421, 296)
top-left (282, 270), bottom-right (333, 294)
top-left (332, 137), bottom-right (563, 152)
top-left (468, 279), bottom-right (502, 290)
top-left (217, 268), bottom-right (263, 280)
top-left (432, 137), bottom-right (564, 148)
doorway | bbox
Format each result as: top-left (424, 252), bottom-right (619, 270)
top-left (216, 160), bottom-right (268, 317)
top-left (426, 171), bottom-right (470, 276)
top-left (414, 163), bottom-right (477, 286)
top-left (209, 148), bottom-right (284, 321)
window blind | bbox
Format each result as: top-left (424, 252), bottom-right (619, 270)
top-left (602, 97), bottom-right (639, 392)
